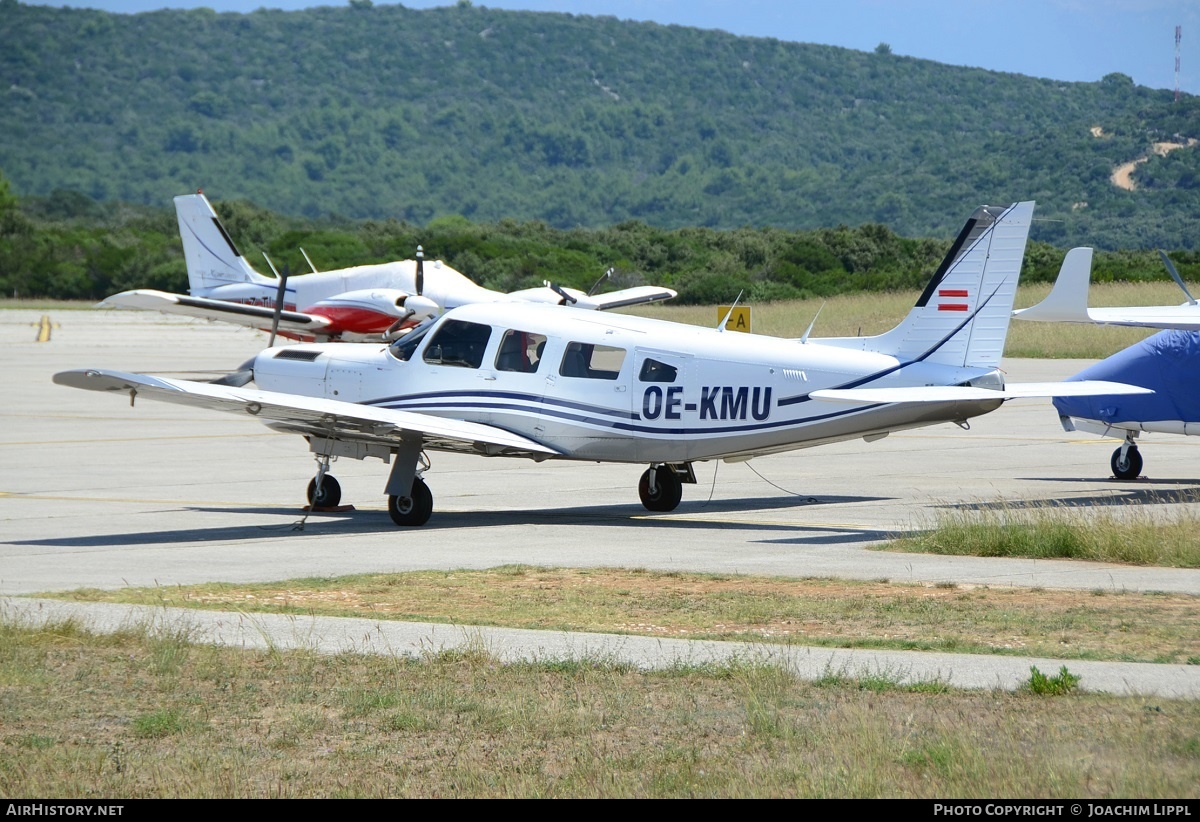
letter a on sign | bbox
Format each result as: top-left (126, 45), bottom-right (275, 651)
top-left (717, 305), bottom-right (752, 333)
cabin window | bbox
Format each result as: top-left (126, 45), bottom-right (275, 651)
top-left (638, 358), bottom-right (678, 383)
top-left (387, 316), bottom-right (437, 362)
top-left (423, 320), bottom-right (492, 369)
top-left (560, 342), bottom-right (625, 380)
top-left (495, 330), bottom-right (547, 373)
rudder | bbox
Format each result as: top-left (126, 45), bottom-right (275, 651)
top-left (174, 192), bottom-right (265, 295)
top-left (862, 201), bottom-right (1034, 368)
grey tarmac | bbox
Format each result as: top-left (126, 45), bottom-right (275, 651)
top-left (3, 308), bottom-right (1199, 696)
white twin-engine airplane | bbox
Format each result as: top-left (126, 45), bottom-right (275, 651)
top-left (99, 191), bottom-right (677, 342)
top-left (56, 201), bottom-right (1148, 527)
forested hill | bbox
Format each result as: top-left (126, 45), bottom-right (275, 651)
top-left (3, 0), bottom-right (1200, 248)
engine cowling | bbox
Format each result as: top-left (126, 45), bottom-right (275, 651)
top-left (308, 289), bottom-right (440, 335)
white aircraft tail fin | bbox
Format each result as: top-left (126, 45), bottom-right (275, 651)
top-left (1011, 247), bottom-right (1094, 324)
top-left (845, 201), bottom-right (1034, 369)
top-left (174, 192), bottom-right (267, 295)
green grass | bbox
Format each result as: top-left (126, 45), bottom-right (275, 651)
top-left (886, 502), bottom-right (1200, 567)
top-left (1026, 665), bottom-right (1082, 696)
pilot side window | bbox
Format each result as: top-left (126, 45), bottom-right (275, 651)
top-left (423, 320), bottom-right (492, 369)
top-left (387, 316), bottom-right (437, 362)
top-left (638, 358), bottom-right (678, 383)
top-left (495, 330), bottom-right (547, 373)
top-left (560, 342), bottom-right (626, 380)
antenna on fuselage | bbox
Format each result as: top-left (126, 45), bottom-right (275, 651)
top-left (716, 291), bottom-right (744, 333)
top-left (1159, 250), bottom-right (1197, 305)
top-left (262, 252), bottom-right (289, 348)
top-left (799, 302), bottom-right (826, 344)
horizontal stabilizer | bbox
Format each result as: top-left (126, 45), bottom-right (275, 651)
top-left (809, 380), bottom-right (1152, 406)
top-left (99, 289), bottom-right (332, 333)
top-left (52, 368), bottom-right (560, 457)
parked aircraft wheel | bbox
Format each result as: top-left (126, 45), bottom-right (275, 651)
top-left (388, 477), bottom-right (433, 526)
top-left (307, 475), bottom-right (342, 508)
top-left (638, 466), bottom-right (683, 512)
top-left (1111, 446), bottom-right (1143, 480)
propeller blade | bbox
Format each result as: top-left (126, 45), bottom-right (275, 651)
top-left (209, 369), bottom-right (255, 387)
top-left (260, 253), bottom-right (289, 348)
top-left (1159, 250), bottom-right (1197, 305)
top-left (588, 267), bottom-right (613, 297)
top-left (543, 280), bottom-right (577, 305)
top-left (415, 246), bottom-right (425, 297)
top-left (299, 247), bottom-right (319, 274)
top-left (209, 358), bottom-right (256, 387)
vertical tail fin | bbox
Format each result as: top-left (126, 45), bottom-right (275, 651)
top-left (859, 201), bottom-right (1035, 368)
top-left (174, 192), bottom-right (266, 295)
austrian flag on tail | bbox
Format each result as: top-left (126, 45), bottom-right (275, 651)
top-left (938, 289), bottom-right (969, 311)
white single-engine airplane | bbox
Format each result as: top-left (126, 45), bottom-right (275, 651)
top-left (99, 192), bottom-right (677, 342)
top-left (1016, 247), bottom-right (1200, 478)
top-left (56, 201), bottom-right (1148, 526)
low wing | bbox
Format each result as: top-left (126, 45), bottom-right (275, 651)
top-left (99, 289), bottom-right (333, 335)
top-left (52, 368), bottom-right (559, 458)
top-left (1014, 247), bottom-right (1200, 330)
top-left (809, 381), bottom-right (1152, 406)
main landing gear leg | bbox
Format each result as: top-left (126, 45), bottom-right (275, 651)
top-left (638, 463), bottom-right (684, 512)
top-left (1111, 433), bottom-right (1143, 480)
top-left (307, 454), bottom-right (342, 508)
top-left (386, 438), bottom-right (433, 526)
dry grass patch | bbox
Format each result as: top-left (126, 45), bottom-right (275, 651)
top-left (43, 567), bottom-right (1200, 663)
top-left (1, 618), bottom-right (1197, 798)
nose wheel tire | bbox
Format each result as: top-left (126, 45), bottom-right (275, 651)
top-left (638, 466), bottom-right (683, 512)
top-left (1111, 446), bottom-right (1143, 480)
top-left (307, 475), bottom-right (342, 508)
top-left (388, 476), bottom-right (433, 526)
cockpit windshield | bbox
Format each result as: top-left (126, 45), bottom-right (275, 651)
top-left (387, 316), bottom-right (438, 361)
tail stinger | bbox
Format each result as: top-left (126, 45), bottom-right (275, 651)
top-left (174, 192), bottom-right (267, 295)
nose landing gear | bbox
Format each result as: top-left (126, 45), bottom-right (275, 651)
top-left (307, 454), bottom-right (342, 508)
top-left (1111, 436), bottom-right (1143, 480)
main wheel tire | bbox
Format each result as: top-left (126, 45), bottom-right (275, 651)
top-left (307, 475), bottom-right (342, 508)
top-left (388, 476), bottom-right (433, 526)
top-left (638, 466), bottom-right (683, 512)
top-left (1111, 446), bottom-right (1143, 480)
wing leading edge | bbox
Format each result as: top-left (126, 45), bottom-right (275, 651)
top-left (52, 368), bottom-right (559, 458)
top-left (99, 289), bottom-right (332, 334)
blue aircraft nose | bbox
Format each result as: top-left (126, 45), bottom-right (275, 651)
top-left (1054, 330), bottom-right (1200, 424)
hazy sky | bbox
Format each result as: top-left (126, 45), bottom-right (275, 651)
top-left (18, 0), bottom-right (1200, 93)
